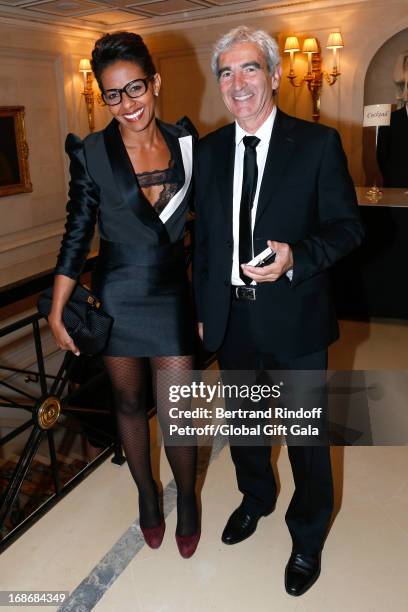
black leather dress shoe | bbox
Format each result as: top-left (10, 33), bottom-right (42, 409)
top-left (285, 552), bottom-right (321, 596)
top-left (221, 504), bottom-right (274, 545)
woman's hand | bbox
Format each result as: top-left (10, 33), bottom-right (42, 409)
top-left (48, 314), bottom-right (80, 355)
top-left (49, 274), bottom-right (80, 354)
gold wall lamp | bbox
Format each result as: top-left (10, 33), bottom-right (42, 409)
top-left (79, 58), bottom-right (95, 132)
top-left (284, 32), bottom-right (344, 121)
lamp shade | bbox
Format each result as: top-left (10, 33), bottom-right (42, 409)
top-left (284, 36), bottom-right (300, 52)
top-left (302, 38), bottom-right (318, 53)
top-left (326, 32), bottom-right (344, 49)
top-left (79, 58), bottom-right (92, 73)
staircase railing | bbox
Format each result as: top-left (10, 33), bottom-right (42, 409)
top-left (0, 259), bottom-right (125, 553)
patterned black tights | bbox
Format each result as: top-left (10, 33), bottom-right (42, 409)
top-left (103, 355), bottom-right (197, 536)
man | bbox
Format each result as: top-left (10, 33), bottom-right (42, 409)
top-left (377, 102), bottom-right (408, 187)
top-left (194, 26), bottom-right (363, 596)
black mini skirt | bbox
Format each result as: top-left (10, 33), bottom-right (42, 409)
top-left (93, 239), bottom-right (194, 357)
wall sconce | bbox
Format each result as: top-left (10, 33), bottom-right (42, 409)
top-left (284, 32), bottom-right (344, 121)
top-left (79, 58), bottom-right (95, 132)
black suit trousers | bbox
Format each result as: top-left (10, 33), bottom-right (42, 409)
top-left (217, 297), bottom-right (334, 555)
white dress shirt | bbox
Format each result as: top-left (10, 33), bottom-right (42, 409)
top-left (231, 107), bottom-right (277, 285)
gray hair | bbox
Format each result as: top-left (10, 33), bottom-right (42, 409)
top-left (211, 26), bottom-right (281, 77)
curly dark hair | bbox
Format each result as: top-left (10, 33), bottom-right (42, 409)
top-left (91, 31), bottom-right (156, 88)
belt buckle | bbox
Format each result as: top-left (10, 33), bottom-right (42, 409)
top-left (235, 286), bottom-right (256, 300)
top-left (246, 287), bottom-right (256, 301)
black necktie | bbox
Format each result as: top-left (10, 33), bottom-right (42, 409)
top-left (239, 135), bottom-right (260, 284)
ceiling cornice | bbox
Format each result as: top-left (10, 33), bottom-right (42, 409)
top-left (134, 0), bottom-right (374, 35)
top-left (0, 0), bottom-right (386, 39)
top-left (0, 15), bottom-right (103, 39)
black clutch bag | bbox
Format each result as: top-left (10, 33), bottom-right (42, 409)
top-left (37, 284), bottom-right (113, 355)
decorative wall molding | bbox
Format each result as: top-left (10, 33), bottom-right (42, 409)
top-left (0, 221), bottom-right (65, 256)
top-left (0, 46), bottom-right (58, 62)
top-left (0, 46), bottom-right (69, 154)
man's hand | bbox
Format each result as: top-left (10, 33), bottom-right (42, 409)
top-left (241, 240), bottom-right (293, 283)
top-left (197, 322), bottom-right (204, 341)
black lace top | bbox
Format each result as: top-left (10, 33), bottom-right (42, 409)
top-left (136, 158), bottom-right (182, 215)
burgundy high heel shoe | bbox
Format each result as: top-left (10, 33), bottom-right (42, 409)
top-left (140, 519), bottom-right (166, 549)
top-left (175, 530), bottom-right (201, 558)
top-left (140, 483), bottom-right (165, 549)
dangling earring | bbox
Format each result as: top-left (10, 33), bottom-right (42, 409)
top-left (154, 92), bottom-right (159, 97)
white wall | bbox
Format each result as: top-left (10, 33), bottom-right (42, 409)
top-left (0, 21), bottom-right (109, 288)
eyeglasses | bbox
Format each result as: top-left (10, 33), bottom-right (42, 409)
top-left (101, 77), bottom-right (153, 106)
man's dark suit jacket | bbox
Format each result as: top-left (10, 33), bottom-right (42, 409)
top-left (377, 106), bottom-right (408, 188)
top-left (194, 109), bottom-right (364, 358)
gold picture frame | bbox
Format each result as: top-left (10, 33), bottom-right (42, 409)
top-left (0, 106), bottom-right (32, 197)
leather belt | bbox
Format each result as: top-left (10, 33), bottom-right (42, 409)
top-left (232, 286), bottom-right (256, 301)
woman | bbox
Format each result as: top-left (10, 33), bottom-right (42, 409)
top-left (49, 32), bottom-right (199, 558)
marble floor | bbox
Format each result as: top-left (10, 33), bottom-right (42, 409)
top-left (0, 319), bottom-right (407, 612)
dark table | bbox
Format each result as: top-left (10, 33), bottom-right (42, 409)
top-left (333, 187), bottom-right (408, 320)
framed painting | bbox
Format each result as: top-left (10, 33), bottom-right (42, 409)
top-left (0, 106), bottom-right (32, 197)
